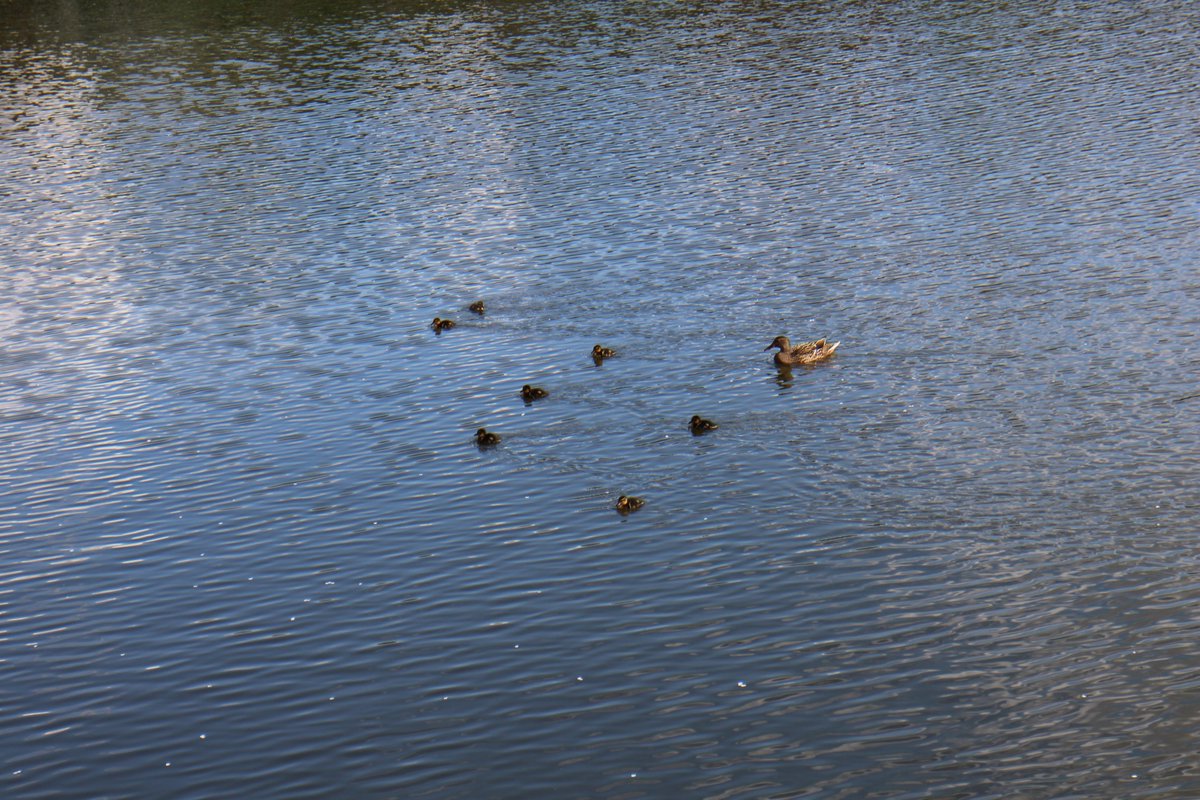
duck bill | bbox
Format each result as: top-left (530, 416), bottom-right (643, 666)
top-left (763, 343), bottom-right (774, 351)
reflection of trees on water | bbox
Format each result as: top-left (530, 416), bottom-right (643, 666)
top-left (2, 0), bottom-right (412, 43)
top-left (0, 0), bottom-right (900, 351)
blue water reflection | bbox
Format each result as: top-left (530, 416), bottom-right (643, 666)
top-left (3, 1), bottom-right (1200, 797)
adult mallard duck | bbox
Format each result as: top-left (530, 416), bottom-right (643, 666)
top-left (689, 415), bottom-right (718, 434)
top-left (468, 300), bottom-right (485, 315)
top-left (764, 336), bottom-right (839, 366)
top-left (592, 344), bottom-right (616, 361)
top-left (615, 495), bottom-right (644, 514)
top-left (432, 317), bottom-right (456, 331)
top-left (475, 428), bottom-right (501, 446)
top-left (521, 384), bottom-right (549, 401)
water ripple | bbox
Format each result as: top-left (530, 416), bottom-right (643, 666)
top-left (4, 1), bottom-right (1200, 799)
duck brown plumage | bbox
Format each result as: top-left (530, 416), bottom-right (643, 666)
top-left (764, 335), bottom-right (839, 366)
top-left (615, 495), bottom-right (644, 514)
top-left (521, 384), bottom-right (549, 401)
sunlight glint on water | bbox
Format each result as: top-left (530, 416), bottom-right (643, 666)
top-left (3, 1), bottom-right (1200, 797)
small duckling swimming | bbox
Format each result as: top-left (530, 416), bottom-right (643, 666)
top-left (764, 335), bottom-right (839, 366)
top-left (475, 428), bottom-right (501, 447)
top-left (521, 384), bottom-right (549, 401)
top-left (615, 495), bottom-right (644, 514)
top-left (592, 344), bottom-right (616, 362)
top-left (689, 415), bottom-right (718, 434)
top-left (468, 300), bottom-right (485, 315)
top-left (432, 317), bottom-right (456, 331)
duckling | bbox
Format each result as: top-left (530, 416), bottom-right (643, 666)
top-left (521, 384), bottom-right (549, 401)
top-left (592, 344), bottom-right (616, 361)
top-left (475, 428), bottom-right (501, 447)
top-left (764, 335), bottom-right (840, 366)
top-left (689, 415), bottom-right (718, 434)
top-left (468, 300), bottom-right (485, 315)
top-left (615, 495), bottom-right (644, 514)
top-left (432, 317), bottom-right (456, 331)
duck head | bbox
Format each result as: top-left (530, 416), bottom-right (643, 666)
top-left (764, 336), bottom-right (790, 352)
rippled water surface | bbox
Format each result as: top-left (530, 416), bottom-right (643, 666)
top-left (4, 1), bottom-right (1200, 797)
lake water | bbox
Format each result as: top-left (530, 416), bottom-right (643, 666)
top-left (4, 0), bottom-right (1200, 797)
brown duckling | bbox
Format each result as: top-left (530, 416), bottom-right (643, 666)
top-left (615, 495), bottom-right (644, 514)
top-left (592, 344), bottom-right (616, 361)
top-left (689, 415), bottom-right (718, 434)
top-left (475, 428), bottom-right (501, 447)
top-left (432, 317), bottom-right (456, 331)
top-left (521, 384), bottom-right (549, 401)
top-left (468, 300), bottom-right (485, 315)
top-left (764, 335), bottom-right (840, 366)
